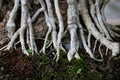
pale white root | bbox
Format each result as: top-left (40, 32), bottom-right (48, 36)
top-left (40, 13), bottom-right (52, 54)
top-left (19, 0), bottom-right (38, 55)
top-left (27, 13), bottom-right (38, 54)
top-left (100, 0), bottom-right (109, 26)
top-left (67, 25), bottom-right (80, 61)
top-left (105, 48), bottom-right (109, 56)
top-left (39, 0), bottom-right (53, 54)
top-left (100, 0), bottom-right (113, 38)
top-left (40, 0), bottom-right (60, 58)
top-left (93, 40), bottom-right (98, 53)
top-left (88, 0), bottom-right (105, 35)
top-left (1, 0), bottom-right (39, 54)
top-left (0, 29), bottom-right (20, 51)
top-left (87, 32), bottom-right (91, 48)
top-left (27, 0), bottom-right (45, 52)
top-left (67, 0), bottom-right (80, 61)
top-left (6, 29), bottom-right (20, 50)
top-left (89, 0), bottom-right (108, 59)
top-left (95, 0), bottom-right (111, 39)
top-left (26, 26), bottom-right (30, 48)
top-left (76, 9), bottom-right (103, 61)
top-left (98, 43), bottom-right (103, 60)
top-left (45, 0), bottom-right (57, 50)
top-left (20, 0), bottom-right (29, 55)
top-left (6, 0), bottom-right (20, 38)
top-left (79, 0), bottom-right (119, 58)
top-left (31, 0), bottom-right (45, 22)
top-left (54, 0), bottom-right (66, 61)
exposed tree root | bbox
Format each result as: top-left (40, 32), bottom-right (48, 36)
top-left (79, 0), bottom-right (119, 59)
top-left (67, 0), bottom-right (80, 61)
top-left (39, 0), bottom-right (54, 54)
top-left (1, 0), bottom-right (38, 55)
top-left (0, 0), bottom-right (119, 61)
top-left (54, 0), bottom-right (65, 61)
top-left (6, 0), bottom-right (20, 38)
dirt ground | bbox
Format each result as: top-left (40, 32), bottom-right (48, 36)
top-left (0, 42), bottom-right (120, 80)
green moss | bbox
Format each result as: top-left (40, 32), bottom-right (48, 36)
top-left (29, 52), bottom-right (100, 80)
top-left (27, 48), bottom-right (33, 54)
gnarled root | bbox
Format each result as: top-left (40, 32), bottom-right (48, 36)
top-left (0, 0), bottom-right (38, 55)
top-left (54, 0), bottom-right (66, 61)
top-left (39, 0), bottom-right (66, 61)
top-left (6, 0), bottom-right (20, 38)
top-left (67, 0), bottom-right (80, 61)
top-left (79, 0), bottom-right (119, 60)
top-left (39, 0), bottom-right (53, 54)
top-left (27, 13), bottom-right (38, 54)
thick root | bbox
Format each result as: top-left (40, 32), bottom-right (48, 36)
top-left (54, 0), bottom-right (65, 61)
top-left (28, 13), bottom-right (38, 54)
top-left (0, 0), bottom-right (38, 55)
top-left (67, 0), bottom-right (80, 61)
top-left (79, 0), bottom-right (119, 58)
top-left (6, 0), bottom-right (20, 38)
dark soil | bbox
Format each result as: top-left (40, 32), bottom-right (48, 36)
top-left (0, 43), bottom-right (120, 80)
